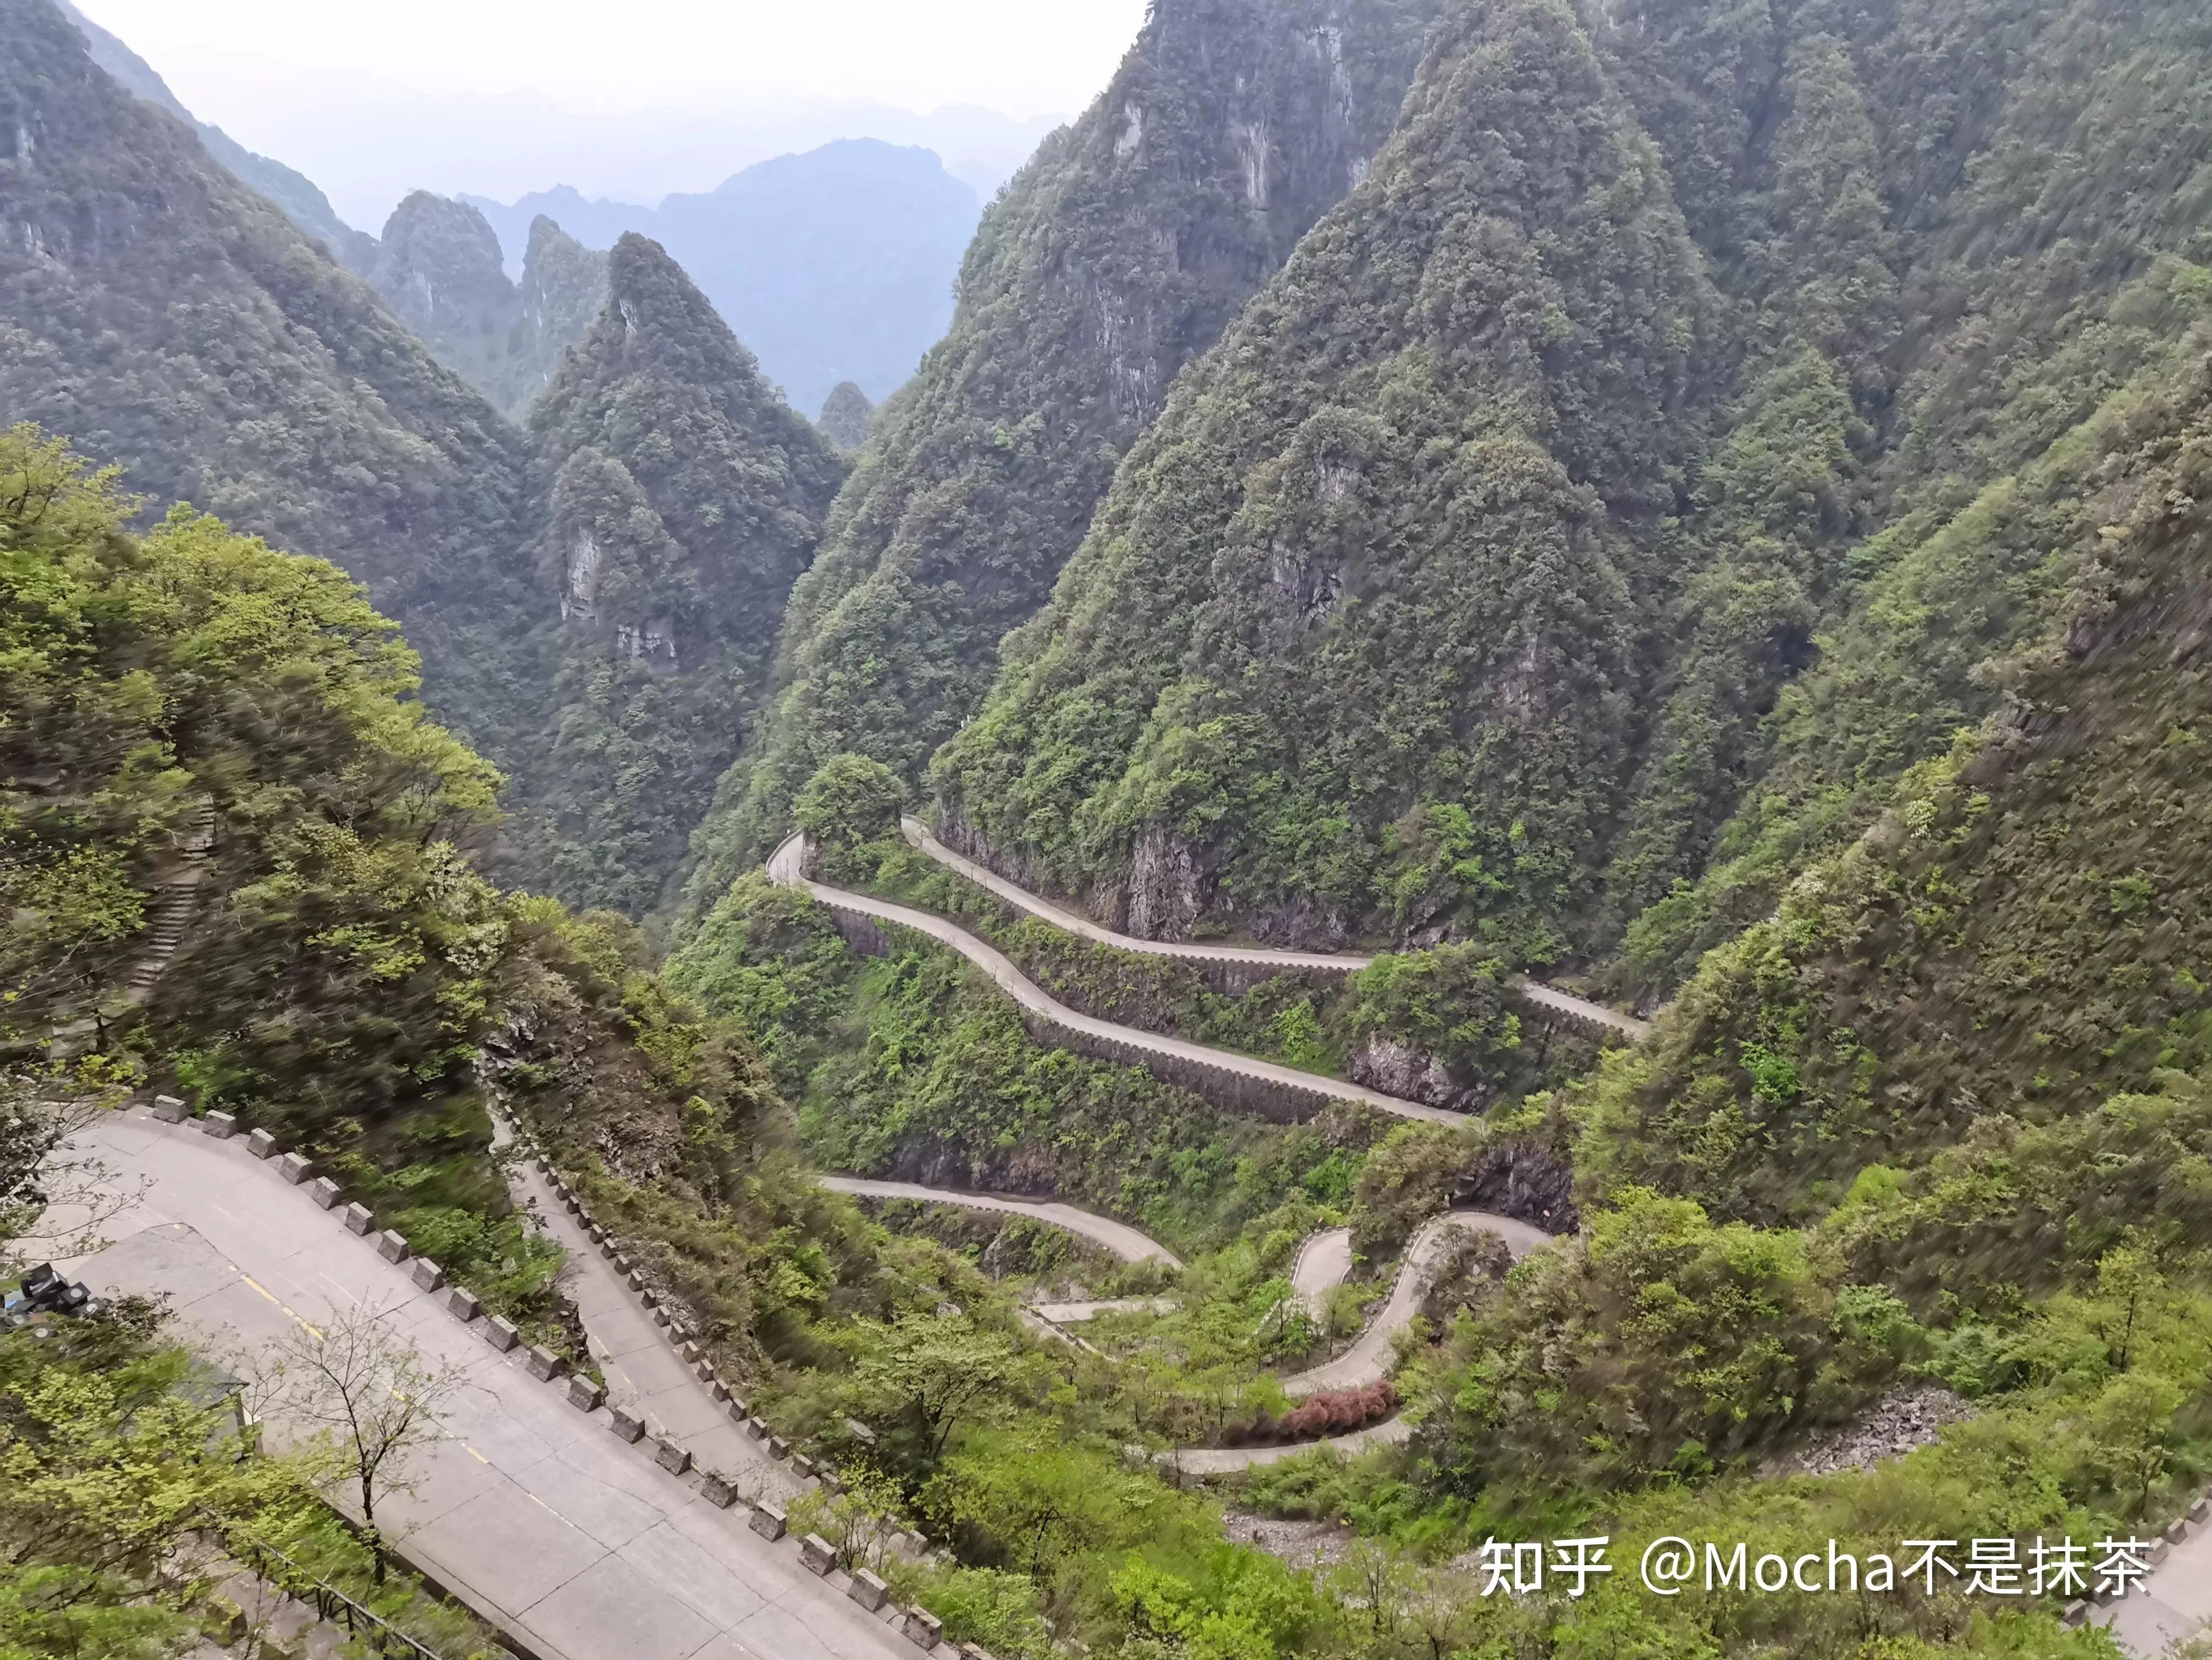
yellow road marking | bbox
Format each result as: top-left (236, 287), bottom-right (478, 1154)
top-left (239, 1273), bottom-right (319, 1336)
top-left (466, 1446), bottom-right (489, 1464)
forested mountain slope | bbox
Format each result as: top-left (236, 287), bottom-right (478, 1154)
top-left (508, 235), bottom-right (848, 917)
top-left (933, 0), bottom-right (2212, 1001)
top-left (358, 191), bottom-right (608, 414)
top-left (54, 0), bottom-right (371, 263)
top-left (681, 0), bottom-right (1445, 908)
top-left (0, 0), bottom-right (544, 768)
top-left (934, 0), bottom-right (1725, 958)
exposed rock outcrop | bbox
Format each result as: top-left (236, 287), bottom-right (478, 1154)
top-left (1452, 1140), bottom-right (1577, 1234)
top-left (817, 381), bottom-right (873, 450)
top-left (1765, 1385), bottom-right (1976, 1477)
top-left (1349, 1035), bottom-right (1486, 1113)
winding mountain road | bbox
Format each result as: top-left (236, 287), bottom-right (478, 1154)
top-left (823, 1176), bottom-right (1546, 1417)
top-left (776, 835), bottom-right (1586, 1471)
top-left (771, 837), bottom-right (1465, 1125)
top-left (897, 818), bottom-right (1653, 1043)
top-left (818, 1176), bottom-right (1183, 1267)
top-left (1280, 1210), bottom-right (1549, 1398)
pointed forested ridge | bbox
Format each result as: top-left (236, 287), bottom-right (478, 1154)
top-left (817, 381), bottom-right (873, 451)
top-left (359, 194), bottom-right (608, 415)
top-left (508, 234), bottom-right (847, 917)
top-left (934, 0), bottom-right (1723, 956)
top-left (680, 0), bottom-right (1445, 907)
top-left (935, 0), bottom-right (2212, 1027)
top-left (0, 0), bottom-right (545, 766)
top-left (515, 214), bottom-right (610, 397)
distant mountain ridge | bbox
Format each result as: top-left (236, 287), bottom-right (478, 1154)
top-left (55, 0), bottom-right (371, 263)
top-left (462, 138), bottom-right (982, 413)
top-left (358, 192), bottom-right (609, 414)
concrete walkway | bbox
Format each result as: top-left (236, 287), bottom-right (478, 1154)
top-left (2098, 1518), bottom-right (2212, 1655)
top-left (770, 838), bottom-right (1463, 1126)
top-left (899, 818), bottom-right (1653, 1043)
top-left (819, 1176), bottom-right (1182, 1267)
top-left (62, 1109), bottom-right (918, 1660)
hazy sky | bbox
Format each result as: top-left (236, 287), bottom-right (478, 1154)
top-left (71, 0), bottom-right (1148, 226)
top-left (71, 0), bottom-right (1147, 120)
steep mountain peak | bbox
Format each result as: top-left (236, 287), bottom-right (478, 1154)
top-left (817, 380), bottom-right (873, 450)
top-left (680, 0), bottom-right (1448, 908)
top-left (930, 0), bottom-right (1722, 952)
top-left (350, 192), bottom-right (603, 415)
top-left (515, 214), bottom-right (608, 390)
top-left (372, 190), bottom-right (515, 327)
top-left (587, 230), bottom-right (793, 401)
top-left (509, 233), bottom-right (848, 917)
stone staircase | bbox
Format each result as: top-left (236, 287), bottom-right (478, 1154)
top-left (124, 797), bottom-right (217, 1002)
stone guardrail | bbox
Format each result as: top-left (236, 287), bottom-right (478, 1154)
top-left (145, 1093), bottom-right (987, 1658)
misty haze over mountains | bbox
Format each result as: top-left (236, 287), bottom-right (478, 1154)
top-left (465, 140), bottom-right (984, 411)
top-left (214, 91), bottom-right (1060, 233)
top-left (59, 0), bottom-right (1013, 416)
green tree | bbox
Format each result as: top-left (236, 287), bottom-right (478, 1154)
top-left (853, 1314), bottom-right (1022, 1459)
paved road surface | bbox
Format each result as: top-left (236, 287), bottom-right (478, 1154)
top-left (1281, 1210), bottom-right (1551, 1399)
top-left (501, 1142), bottom-right (802, 1507)
top-left (771, 837), bottom-right (1464, 1125)
top-left (1164, 1416), bottom-right (1415, 1476)
top-left (61, 1109), bottom-right (916, 1660)
top-left (1029, 1297), bottom-right (1176, 1323)
top-left (1289, 1227), bottom-right (1353, 1320)
top-left (818, 1176), bottom-right (1182, 1267)
top-left (2098, 1521), bottom-right (2212, 1655)
top-left (900, 818), bottom-right (1653, 1043)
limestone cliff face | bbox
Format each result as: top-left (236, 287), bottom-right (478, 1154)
top-left (682, 0), bottom-right (1447, 909)
top-left (514, 216), bottom-right (609, 401)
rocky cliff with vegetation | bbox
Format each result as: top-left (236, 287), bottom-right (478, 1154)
top-left (506, 234), bottom-right (848, 917)
top-left (359, 194), bottom-right (607, 415)
top-left (935, 0), bottom-right (2212, 991)
top-left (681, 0), bottom-right (1446, 906)
top-left (0, 0), bottom-right (546, 774)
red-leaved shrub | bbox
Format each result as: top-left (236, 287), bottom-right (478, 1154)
top-left (1216, 1380), bottom-right (1397, 1446)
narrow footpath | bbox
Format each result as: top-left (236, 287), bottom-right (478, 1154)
top-left (62, 1108), bottom-right (920, 1660)
top-left (504, 1134), bottom-right (803, 1507)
